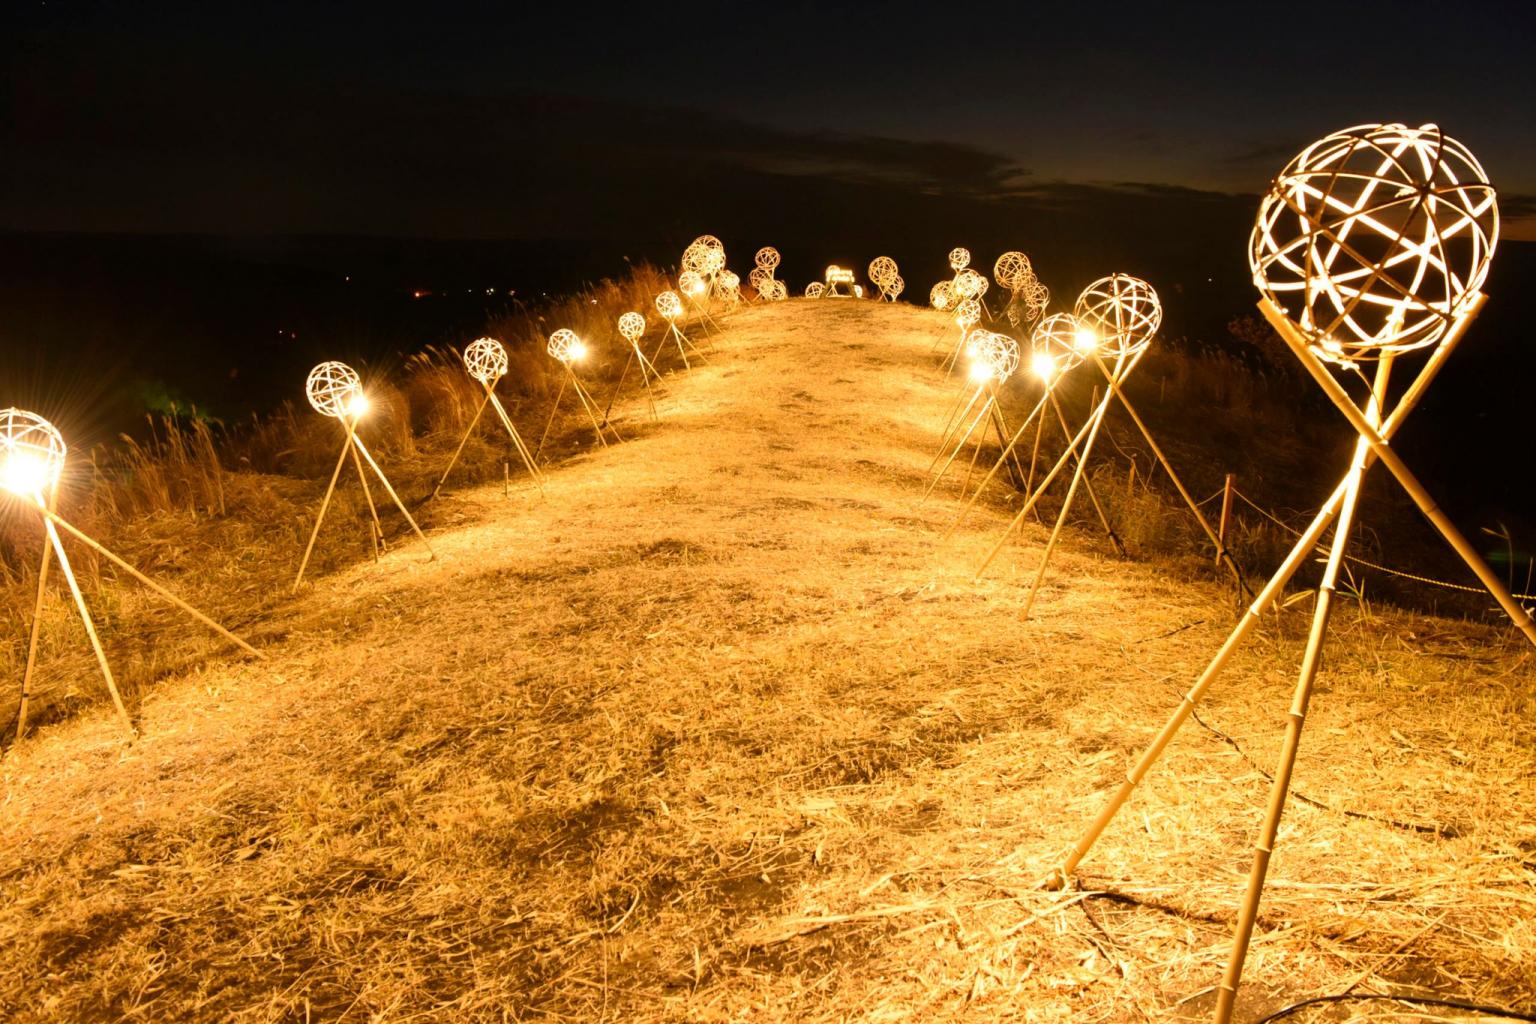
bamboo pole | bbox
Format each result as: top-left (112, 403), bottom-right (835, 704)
top-left (293, 419), bottom-right (359, 592)
top-left (429, 389), bottom-right (493, 499)
top-left (1050, 317), bottom-right (1472, 888)
top-left (923, 393), bottom-right (995, 502)
top-left (1260, 297), bottom-right (1536, 650)
top-left (941, 389), bottom-right (1052, 539)
top-left (349, 442), bottom-right (384, 561)
top-left (1020, 364), bottom-right (1123, 618)
top-left (1089, 351), bottom-right (1247, 593)
top-left (348, 435), bottom-right (434, 558)
top-left (535, 374), bottom-right (570, 460)
top-left (1213, 357), bottom-right (1390, 1024)
top-left (1216, 474), bottom-right (1236, 570)
top-left (14, 482), bottom-right (59, 740)
top-left (487, 391), bottom-right (545, 492)
top-left (986, 392), bottom-right (1031, 492)
top-left (40, 508), bottom-right (134, 735)
top-left (1048, 392), bottom-right (1124, 555)
top-left (600, 344), bottom-right (639, 427)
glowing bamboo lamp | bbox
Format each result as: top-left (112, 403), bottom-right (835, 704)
top-left (929, 281), bottom-right (953, 311)
top-left (294, 362), bottom-right (433, 590)
top-left (650, 289), bottom-right (705, 369)
top-left (1045, 124), bottom-right (1530, 1024)
top-left (762, 279), bottom-right (787, 302)
top-left (2, 410), bottom-right (262, 739)
top-left (719, 270), bottom-right (742, 310)
top-left (430, 337), bottom-right (544, 500)
top-left (868, 256), bottom-right (899, 301)
top-left (824, 265), bottom-right (857, 298)
top-left (805, 281), bottom-right (826, 299)
top-left (923, 331), bottom-right (1032, 500)
top-left (678, 269), bottom-right (722, 335)
top-left (888, 275), bottom-right (905, 301)
top-left (601, 311), bottom-right (661, 425)
top-left (944, 313), bottom-right (1121, 552)
top-left (535, 329), bottom-right (620, 457)
top-left (948, 247), bottom-right (970, 272)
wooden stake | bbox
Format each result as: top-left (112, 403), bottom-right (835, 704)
top-left (1216, 473), bottom-right (1236, 570)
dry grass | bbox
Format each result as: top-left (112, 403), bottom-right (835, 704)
top-left (0, 300), bottom-right (1532, 1023)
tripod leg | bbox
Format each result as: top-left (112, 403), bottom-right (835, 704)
top-left (40, 512), bottom-right (134, 736)
top-left (430, 390), bottom-right (493, 498)
top-left (987, 393), bottom-right (1029, 491)
top-left (351, 435), bottom-right (435, 559)
top-left (600, 346), bottom-right (637, 427)
top-left (14, 486), bottom-right (58, 741)
top-left (928, 386), bottom-right (985, 477)
top-left (1049, 392), bottom-right (1124, 555)
top-left (489, 392), bottom-right (544, 493)
top-left (1020, 386), bottom-right (1115, 618)
top-left (672, 325), bottom-right (692, 370)
top-left (350, 443), bottom-right (384, 560)
top-left (534, 374), bottom-right (569, 461)
top-left (943, 390), bottom-right (1050, 539)
top-left (1212, 358), bottom-right (1389, 1024)
top-left (925, 398), bottom-right (993, 501)
top-left (571, 373), bottom-right (614, 446)
top-left (294, 425), bottom-right (357, 592)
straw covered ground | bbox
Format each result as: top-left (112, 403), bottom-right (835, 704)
top-left (1, 300), bottom-right (1533, 1022)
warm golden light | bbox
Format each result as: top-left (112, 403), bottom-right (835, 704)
top-left (993, 250), bottom-right (1032, 290)
top-left (0, 409), bottom-right (66, 497)
top-left (1074, 328), bottom-right (1098, 352)
top-left (1250, 123), bottom-right (1497, 362)
top-left (1030, 313), bottom-right (1091, 381)
top-left (547, 328), bottom-right (586, 364)
top-left (948, 247), bottom-right (971, 272)
top-left (656, 290), bottom-right (683, 320)
top-left (1030, 351), bottom-right (1058, 381)
top-left (1073, 274), bottom-right (1161, 359)
top-left (463, 337), bottom-right (509, 383)
top-left (754, 246), bottom-right (781, 271)
top-left (618, 312), bottom-right (646, 342)
top-left (306, 361), bottom-right (366, 419)
top-left (966, 330), bottom-right (1020, 383)
top-left (679, 270), bottom-right (706, 296)
top-left (954, 297), bottom-right (981, 330)
top-left (954, 268), bottom-right (987, 299)
top-left (929, 281), bottom-right (954, 311)
top-left (805, 282), bottom-right (826, 298)
top-left (825, 265), bottom-right (855, 285)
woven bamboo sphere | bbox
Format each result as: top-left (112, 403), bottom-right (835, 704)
top-left (547, 328), bottom-right (584, 363)
top-left (1073, 274), bottom-right (1162, 360)
top-left (618, 312), bottom-right (646, 342)
top-left (656, 290), bottom-right (683, 320)
top-left (755, 246), bottom-right (781, 271)
top-left (889, 275), bottom-right (905, 300)
top-left (463, 337), bottom-right (508, 383)
top-left (954, 268), bottom-right (987, 299)
top-left (805, 282), bottom-right (826, 298)
top-left (929, 281), bottom-right (954, 311)
top-left (955, 297), bottom-right (981, 329)
top-left (948, 247), bottom-right (971, 272)
top-left (720, 270), bottom-right (740, 290)
top-left (0, 408), bottom-right (67, 495)
top-left (680, 243), bottom-right (709, 275)
top-left (970, 330), bottom-right (1020, 382)
top-left (1250, 123), bottom-right (1498, 362)
top-left (994, 251), bottom-right (1032, 290)
top-left (868, 256), bottom-right (898, 287)
top-left (763, 279), bottom-right (788, 302)
top-left (1030, 313), bottom-right (1091, 381)
top-left (306, 361), bottom-right (364, 418)
top-left (678, 270), bottom-right (706, 297)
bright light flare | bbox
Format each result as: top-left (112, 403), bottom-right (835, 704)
top-left (1074, 328), bottom-right (1098, 352)
top-left (348, 393), bottom-right (371, 418)
top-left (1, 451), bottom-right (49, 497)
top-left (306, 361), bottom-right (366, 419)
top-left (547, 328), bottom-right (586, 364)
top-left (463, 337), bottom-right (509, 384)
top-left (0, 409), bottom-right (68, 499)
top-left (1030, 352), bottom-right (1058, 381)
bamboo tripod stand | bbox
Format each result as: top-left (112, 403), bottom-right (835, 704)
top-left (12, 481), bottom-right (263, 741)
top-left (431, 378), bottom-right (544, 500)
top-left (950, 346), bottom-right (1245, 596)
top-left (601, 336), bottom-right (661, 427)
top-left (535, 363), bottom-right (621, 460)
top-left (650, 318), bottom-right (707, 371)
top-left (1048, 295), bottom-right (1536, 1021)
top-left (922, 378), bottom-right (1031, 501)
top-left (293, 412), bottom-right (434, 592)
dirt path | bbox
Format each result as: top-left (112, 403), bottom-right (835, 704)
top-left (2, 301), bottom-right (1532, 1022)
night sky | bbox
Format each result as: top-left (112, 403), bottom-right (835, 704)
top-left (6, 0), bottom-right (1535, 241)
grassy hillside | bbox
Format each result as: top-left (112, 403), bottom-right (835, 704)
top-left (1, 300), bottom-right (1532, 1022)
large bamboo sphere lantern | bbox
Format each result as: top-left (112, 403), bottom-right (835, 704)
top-left (954, 268), bottom-right (987, 299)
top-left (680, 243), bottom-right (709, 275)
top-left (678, 269), bottom-right (707, 298)
top-left (306, 361), bottom-right (365, 418)
top-left (1030, 313), bottom-right (1092, 382)
top-left (1249, 123), bottom-right (1498, 363)
top-left (949, 247), bottom-right (971, 272)
top-left (889, 275), bottom-right (905, 300)
top-left (994, 251), bottom-right (1032, 290)
top-left (463, 337), bottom-right (509, 383)
top-left (720, 270), bottom-right (740, 291)
top-left (763, 279), bottom-right (788, 302)
top-left (618, 312), bottom-right (646, 342)
top-left (0, 408), bottom-right (67, 496)
top-left (547, 328), bottom-right (586, 364)
top-left (868, 256), bottom-right (898, 287)
top-left (969, 330), bottom-right (1020, 383)
top-left (755, 246), bottom-right (781, 271)
top-left (748, 266), bottom-right (770, 294)
top-left (805, 282), bottom-right (826, 298)
top-left (656, 290), bottom-right (683, 320)
top-left (1073, 274), bottom-right (1162, 360)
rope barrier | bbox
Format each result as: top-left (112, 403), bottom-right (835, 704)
top-left (1226, 486), bottom-right (1536, 601)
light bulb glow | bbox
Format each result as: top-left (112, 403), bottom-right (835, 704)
top-left (1031, 313), bottom-right (1090, 380)
top-left (0, 410), bottom-right (67, 498)
top-left (1073, 273), bottom-right (1162, 359)
top-left (948, 247), bottom-right (971, 272)
top-left (348, 393), bottom-right (371, 418)
top-left (547, 328), bottom-right (584, 363)
top-left (1074, 328), bottom-right (1098, 352)
top-left (618, 312), bottom-right (646, 342)
top-left (1030, 352), bottom-right (1058, 381)
top-left (463, 337), bottom-right (509, 383)
top-left (656, 291), bottom-right (683, 320)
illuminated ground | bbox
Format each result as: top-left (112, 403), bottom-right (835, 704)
top-left (2, 301), bottom-right (1532, 1022)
